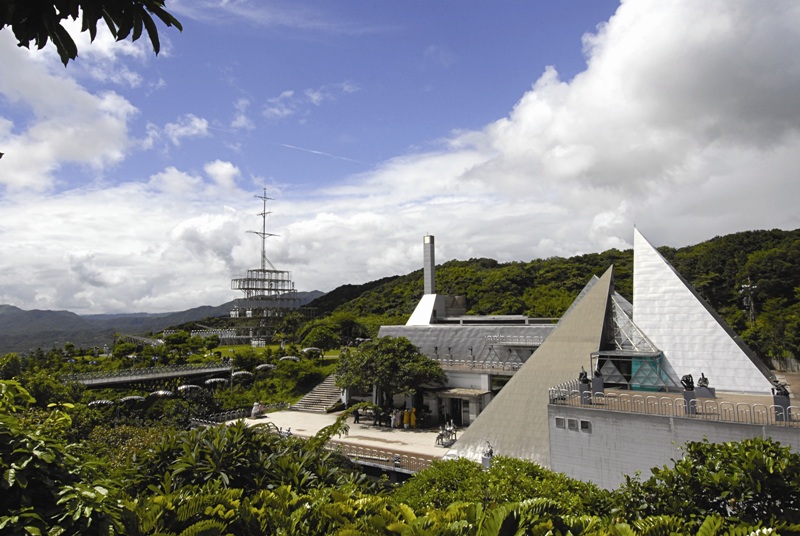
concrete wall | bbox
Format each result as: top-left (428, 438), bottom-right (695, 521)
top-left (548, 405), bottom-right (800, 489)
top-left (446, 371), bottom-right (490, 390)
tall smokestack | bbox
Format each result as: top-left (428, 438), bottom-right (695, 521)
top-left (423, 235), bottom-right (435, 295)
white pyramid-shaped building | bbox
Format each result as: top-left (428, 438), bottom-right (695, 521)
top-left (633, 228), bottom-right (774, 394)
top-left (445, 268), bottom-right (615, 465)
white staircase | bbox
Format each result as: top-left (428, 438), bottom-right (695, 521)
top-left (291, 374), bottom-right (342, 412)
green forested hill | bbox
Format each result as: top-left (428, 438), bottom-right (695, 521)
top-left (310, 228), bottom-right (800, 363)
top-left (662, 229), bottom-right (800, 362)
top-left (322, 249), bottom-right (634, 319)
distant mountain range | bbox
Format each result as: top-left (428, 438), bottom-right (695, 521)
top-left (0, 291), bottom-right (324, 355)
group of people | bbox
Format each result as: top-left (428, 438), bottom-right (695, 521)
top-left (352, 406), bottom-right (418, 429)
top-left (251, 401), bottom-right (266, 418)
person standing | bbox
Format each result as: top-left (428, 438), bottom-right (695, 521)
top-left (403, 408), bottom-right (410, 429)
top-left (410, 407), bottom-right (417, 429)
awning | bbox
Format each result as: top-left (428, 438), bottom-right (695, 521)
top-left (437, 387), bottom-right (491, 398)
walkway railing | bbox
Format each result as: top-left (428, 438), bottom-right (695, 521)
top-left (485, 335), bottom-right (544, 346)
top-left (435, 358), bottom-right (523, 371)
top-left (327, 443), bottom-right (433, 474)
top-left (548, 382), bottom-right (799, 428)
top-left (64, 363), bottom-right (231, 386)
top-left (190, 403), bottom-right (291, 426)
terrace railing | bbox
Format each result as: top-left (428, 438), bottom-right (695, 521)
top-left (548, 380), bottom-right (799, 428)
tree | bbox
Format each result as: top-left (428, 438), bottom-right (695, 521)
top-left (0, 0), bottom-right (182, 66)
top-left (276, 311), bottom-right (306, 341)
top-left (0, 353), bottom-right (22, 380)
top-left (392, 456), bottom-right (611, 514)
top-left (62, 342), bottom-right (76, 358)
top-left (614, 437), bottom-right (800, 526)
top-left (112, 341), bottom-right (137, 358)
top-left (335, 336), bottom-right (447, 406)
top-left (204, 334), bottom-right (221, 351)
top-left (0, 381), bottom-right (123, 534)
top-left (392, 457), bottom-right (488, 510)
top-left (20, 369), bottom-right (84, 407)
top-left (301, 325), bottom-right (340, 351)
top-left (233, 347), bottom-right (261, 371)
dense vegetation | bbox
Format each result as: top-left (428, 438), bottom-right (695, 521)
top-left (3, 378), bottom-right (800, 534)
top-left (0, 336), bottom-right (337, 439)
top-left (662, 229), bottom-right (800, 365)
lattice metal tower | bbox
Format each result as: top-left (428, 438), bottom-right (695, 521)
top-left (229, 190), bottom-right (302, 335)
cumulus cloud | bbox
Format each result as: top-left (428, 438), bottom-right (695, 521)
top-left (62, 18), bottom-right (150, 87)
top-left (163, 114), bottom-right (211, 145)
top-left (0, 33), bottom-right (137, 191)
top-left (66, 251), bottom-right (126, 288)
top-left (264, 90), bottom-right (296, 119)
top-left (140, 113), bottom-right (211, 151)
top-left (169, 210), bottom-right (243, 272)
top-left (204, 160), bottom-right (240, 189)
top-left (0, 178), bottom-right (253, 313)
top-left (147, 167), bottom-right (204, 193)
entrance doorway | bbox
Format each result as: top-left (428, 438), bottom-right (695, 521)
top-left (441, 398), bottom-right (470, 426)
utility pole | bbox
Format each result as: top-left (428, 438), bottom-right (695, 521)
top-left (740, 277), bottom-right (757, 325)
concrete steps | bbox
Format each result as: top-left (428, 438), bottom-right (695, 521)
top-left (291, 374), bottom-right (342, 412)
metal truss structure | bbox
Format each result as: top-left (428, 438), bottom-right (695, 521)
top-left (480, 334), bottom-right (543, 368)
top-left (226, 190), bottom-right (313, 344)
top-left (591, 293), bottom-right (679, 391)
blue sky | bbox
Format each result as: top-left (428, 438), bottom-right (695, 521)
top-left (103, 1), bottom-right (619, 192)
top-left (1, 1), bottom-right (799, 314)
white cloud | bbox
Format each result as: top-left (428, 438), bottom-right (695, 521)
top-left (163, 114), bottom-right (210, 145)
top-left (231, 98), bottom-right (255, 130)
top-left (148, 166), bottom-right (204, 193)
top-left (305, 89), bottom-right (325, 106)
top-left (139, 114), bottom-right (211, 151)
top-left (169, 0), bottom-right (385, 35)
top-left (204, 160), bottom-right (240, 189)
top-left (65, 19), bottom-right (149, 87)
top-left (0, 32), bottom-right (136, 191)
top-left (287, 0), bottom-right (800, 283)
top-left (66, 251), bottom-right (126, 288)
top-left (264, 90), bottom-right (296, 119)
top-left (263, 83), bottom-right (359, 120)
top-left (0, 180), bottom-right (252, 313)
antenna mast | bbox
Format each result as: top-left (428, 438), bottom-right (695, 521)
top-left (248, 188), bottom-right (277, 271)
top-left (226, 189), bottom-right (314, 346)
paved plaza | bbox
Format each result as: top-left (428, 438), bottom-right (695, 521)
top-left (244, 410), bottom-right (449, 460)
